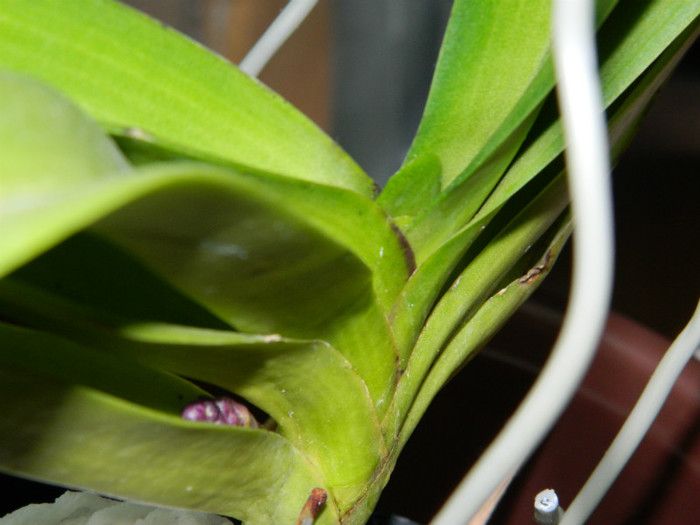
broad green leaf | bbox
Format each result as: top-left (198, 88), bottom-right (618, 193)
top-left (386, 0), bottom-right (700, 450)
top-left (103, 135), bottom-right (413, 312)
top-left (101, 325), bottom-right (386, 512)
top-left (403, 0), bottom-right (553, 190)
top-left (0, 228), bottom-right (389, 511)
top-left (392, 0), bottom-right (615, 261)
top-left (0, 68), bottom-right (408, 321)
top-left (0, 363), bottom-right (333, 524)
top-left (0, 72), bottom-right (400, 410)
top-left (0, 66), bottom-right (408, 314)
top-left (2, 267), bottom-right (390, 509)
top-left (389, 0), bottom-right (693, 257)
top-left (0, 71), bottom-right (130, 196)
top-left (0, 284), bottom-right (386, 513)
top-left (2, 165), bottom-right (399, 413)
top-left (0, 0), bottom-right (374, 196)
top-left (88, 164), bottom-right (401, 411)
top-left (0, 70), bottom-right (130, 276)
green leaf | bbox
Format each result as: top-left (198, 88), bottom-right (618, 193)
top-left (0, 290), bottom-right (386, 513)
top-left (389, 213), bottom-right (493, 361)
top-left (606, 23), bottom-right (700, 160)
top-left (392, 0), bottom-right (619, 261)
top-left (88, 163), bottom-right (401, 411)
top-left (402, 109), bottom-right (541, 264)
top-left (402, 0), bottom-right (554, 190)
top-left (0, 70), bottom-right (131, 276)
top-left (376, 153), bottom-right (442, 220)
top-left (397, 213), bottom-right (573, 450)
top-left (4, 233), bottom-right (231, 331)
top-left (0, 356), bottom-right (333, 524)
top-left (473, 0), bottom-right (700, 228)
top-left (0, 71), bottom-right (130, 195)
top-left (100, 135), bottom-right (413, 313)
top-left (4, 167), bottom-right (399, 415)
top-left (385, 174), bottom-right (569, 437)
top-left (0, 72), bottom-right (401, 411)
top-left (0, 0), bottom-right (374, 196)
top-left (387, 0), bottom-right (700, 358)
top-left (101, 325), bottom-right (386, 512)
top-left (385, 0), bottom-right (697, 264)
top-left (0, 322), bottom-right (206, 414)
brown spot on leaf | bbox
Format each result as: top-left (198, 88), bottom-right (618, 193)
top-left (518, 250), bottom-right (552, 285)
top-left (390, 221), bottom-right (416, 275)
top-left (296, 487), bottom-right (328, 525)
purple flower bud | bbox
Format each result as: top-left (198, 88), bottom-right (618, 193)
top-left (181, 397), bottom-right (259, 428)
top-left (214, 398), bottom-right (258, 428)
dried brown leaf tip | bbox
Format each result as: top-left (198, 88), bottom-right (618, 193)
top-left (296, 487), bottom-right (328, 525)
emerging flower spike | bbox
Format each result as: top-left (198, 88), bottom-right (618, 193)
top-left (181, 397), bottom-right (259, 428)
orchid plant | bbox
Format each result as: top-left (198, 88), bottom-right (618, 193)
top-left (0, 0), bottom-right (698, 524)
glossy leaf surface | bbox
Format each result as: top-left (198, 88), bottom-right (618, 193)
top-left (0, 0), bottom-right (374, 196)
top-left (0, 72), bottom-right (400, 411)
top-left (0, 273), bottom-right (388, 513)
top-left (100, 325), bottom-right (386, 512)
top-left (392, 0), bottom-right (618, 262)
top-left (0, 329), bottom-right (333, 525)
top-left (387, 0), bottom-right (700, 360)
top-left (404, 0), bottom-right (552, 188)
top-left (0, 291), bottom-right (387, 513)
